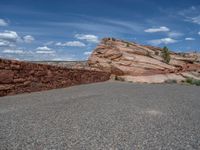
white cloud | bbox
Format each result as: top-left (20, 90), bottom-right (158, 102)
top-left (198, 32), bottom-right (200, 35)
top-left (84, 51), bottom-right (92, 55)
top-left (0, 31), bottom-right (37, 49)
top-left (0, 30), bottom-right (20, 48)
top-left (0, 19), bottom-right (8, 26)
top-left (36, 46), bottom-right (55, 54)
top-left (23, 35), bottom-right (35, 43)
top-left (36, 46), bottom-right (51, 51)
top-left (0, 30), bottom-right (19, 42)
top-left (0, 40), bottom-right (11, 47)
top-left (75, 34), bottom-right (99, 43)
top-left (0, 31), bottom-right (35, 48)
top-left (144, 26), bottom-right (170, 33)
top-left (190, 15), bottom-right (200, 25)
top-left (2, 49), bottom-right (24, 54)
top-left (148, 38), bottom-right (177, 45)
top-left (168, 32), bottom-right (183, 38)
top-left (55, 41), bottom-right (86, 47)
top-left (185, 37), bottom-right (195, 41)
top-left (55, 42), bottom-right (62, 46)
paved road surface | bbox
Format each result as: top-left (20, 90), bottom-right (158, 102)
top-left (0, 81), bottom-right (200, 150)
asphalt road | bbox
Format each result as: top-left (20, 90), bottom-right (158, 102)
top-left (0, 81), bottom-right (200, 150)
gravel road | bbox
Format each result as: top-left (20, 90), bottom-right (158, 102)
top-left (0, 81), bottom-right (200, 150)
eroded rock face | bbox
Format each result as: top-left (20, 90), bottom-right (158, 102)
top-left (88, 38), bottom-right (200, 83)
top-left (0, 59), bottom-right (110, 97)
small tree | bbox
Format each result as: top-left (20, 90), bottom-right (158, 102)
top-left (126, 42), bottom-right (130, 47)
top-left (162, 46), bottom-right (171, 64)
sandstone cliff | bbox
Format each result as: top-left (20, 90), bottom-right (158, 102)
top-left (88, 38), bottom-right (200, 83)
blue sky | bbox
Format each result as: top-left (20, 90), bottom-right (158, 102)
top-left (0, 0), bottom-right (200, 61)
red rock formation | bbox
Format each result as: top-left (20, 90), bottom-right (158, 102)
top-left (88, 38), bottom-right (200, 83)
top-left (0, 59), bottom-right (110, 97)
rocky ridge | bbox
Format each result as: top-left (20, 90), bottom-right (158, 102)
top-left (88, 38), bottom-right (200, 83)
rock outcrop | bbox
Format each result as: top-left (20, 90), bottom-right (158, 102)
top-left (0, 59), bottom-right (110, 97)
top-left (88, 38), bottom-right (200, 83)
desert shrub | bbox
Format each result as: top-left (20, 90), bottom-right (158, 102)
top-left (162, 46), bottom-right (171, 64)
top-left (165, 79), bottom-right (177, 84)
top-left (186, 78), bottom-right (193, 84)
top-left (155, 51), bottom-right (159, 56)
top-left (115, 76), bottom-right (125, 81)
top-left (194, 80), bottom-right (200, 86)
top-left (185, 77), bottom-right (200, 86)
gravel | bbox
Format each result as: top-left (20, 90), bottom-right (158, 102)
top-left (0, 81), bottom-right (200, 150)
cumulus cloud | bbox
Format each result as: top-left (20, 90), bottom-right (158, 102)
top-left (0, 30), bottom-right (21, 48)
top-left (55, 41), bottom-right (86, 47)
top-left (75, 34), bottom-right (99, 43)
top-left (84, 51), bottom-right (92, 55)
top-left (23, 35), bottom-right (35, 43)
top-left (0, 19), bottom-right (8, 26)
top-left (185, 37), bottom-right (195, 41)
top-left (198, 32), bottom-right (200, 35)
top-left (148, 38), bottom-right (177, 45)
top-left (0, 31), bottom-right (34, 48)
top-left (36, 46), bottom-right (55, 54)
top-left (0, 30), bottom-right (19, 42)
top-left (144, 26), bottom-right (170, 33)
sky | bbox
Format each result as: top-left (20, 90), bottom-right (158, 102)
top-left (0, 0), bottom-right (200, 61)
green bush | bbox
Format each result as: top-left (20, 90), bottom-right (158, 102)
top-left (185, 78), bottom-right (200, 86)
top-left (196, 80), bottom-right (200, 86)
top-left (186, 78), bottom-right (193, 84)
top-left (162, 46), bottom-right (171, 64)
